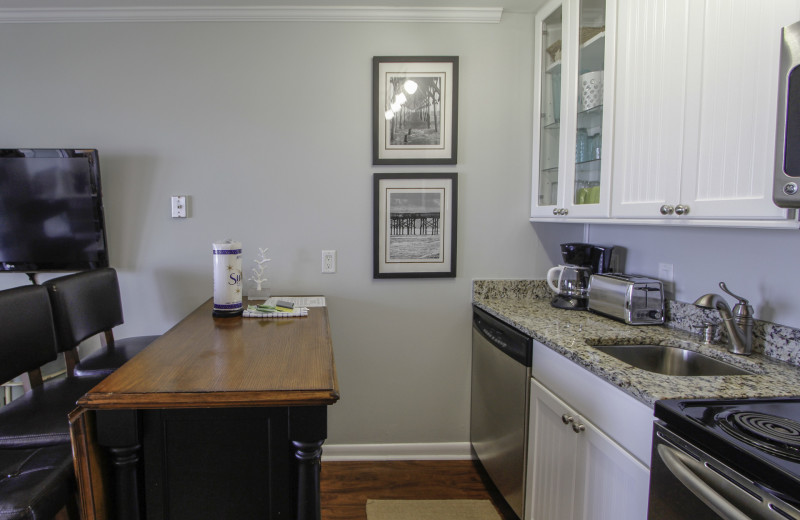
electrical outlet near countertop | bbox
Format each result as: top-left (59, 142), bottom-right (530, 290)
top-left (322, 250), bottom-right (336, 273)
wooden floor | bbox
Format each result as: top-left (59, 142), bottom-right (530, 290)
top-left (320, 460), bottom-right (516, 520)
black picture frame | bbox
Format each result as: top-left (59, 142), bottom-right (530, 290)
top-left (372, 56), bottom-right (459, 165)
top-left (373, 173), bottom-right (457, 278)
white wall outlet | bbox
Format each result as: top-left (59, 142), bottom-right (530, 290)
top-left (658, 262), bottom-right (675, 299)
top-left (322, 250), bottom-right (336, 273)
top-left (171, 196), bottom-right (187, 218)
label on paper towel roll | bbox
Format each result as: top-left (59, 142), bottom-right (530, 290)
top-left (212, 239), bottom-right (243, 315)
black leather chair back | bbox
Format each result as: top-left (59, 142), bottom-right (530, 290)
top-left (44, 268), bottom-right (125, 353)
top-left (0, 285), bottom-right (58, 384)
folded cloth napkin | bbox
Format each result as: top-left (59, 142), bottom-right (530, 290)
top-left (243, 306), bottom-right (309, 318)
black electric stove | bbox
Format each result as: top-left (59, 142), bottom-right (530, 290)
top-left (650, 397), bottom-right (800, 519)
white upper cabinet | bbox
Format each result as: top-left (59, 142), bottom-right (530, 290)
top-left (531, 0), bottom-right (617, 219)
top-left (610, 0), bottom-right (689, 218)
top-left (612, 0), bottom-right (800, 222)
top-left (531, 0), bottom-right (566, 217)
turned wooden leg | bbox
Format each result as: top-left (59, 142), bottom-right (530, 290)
top-left (293, 439), bottom-right (324, 520)
top-left (289, 406), bottom-right (327, 520)
top-left (108, 444), bottom-right (142, 520)
top-left (96, 410), bottom-right (143, 520)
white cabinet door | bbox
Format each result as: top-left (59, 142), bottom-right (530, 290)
top-left (528, 378), bottom-right (580, 520)
top-left (563, 0), bottom-right (617, 219)
top-left (683, 0), bottom-right (800, 219)
top-left (573, 414), bottom-right (650, 520)
top-left (532, 0), bottom-right (569, 217)
top-left (612, 0), bottom-right (800, 221)
top-left (532, 0), bottom-right (616, 219)
top-left (611, 0), bottom-right (695, 218)
top-left (527, 378), bottom-right (650, 520)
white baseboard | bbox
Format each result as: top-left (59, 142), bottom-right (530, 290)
top-left (321, 442), bottom-right (473, 462)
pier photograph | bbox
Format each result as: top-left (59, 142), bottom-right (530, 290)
top-left (373, 173), bottom-right (457, 279)
top-left (387, 190), bottom-right (444, 262)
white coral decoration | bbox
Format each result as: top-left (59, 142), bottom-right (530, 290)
top-left (248, 247), bottom-right (271, 290)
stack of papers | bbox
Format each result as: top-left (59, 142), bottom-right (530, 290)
top-left (242, 296), bottom-right (325, 318)
top-left (264, 296), bottom-right (326, 307)
top-left (243, 306), bottom-right (309, 318)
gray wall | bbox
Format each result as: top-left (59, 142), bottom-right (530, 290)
top-left (0, 14), bottom-right (580, 444)
top-left (582, 224), bottom-right (800, 328)
top-left (9, 12), bottom-right (790, 447)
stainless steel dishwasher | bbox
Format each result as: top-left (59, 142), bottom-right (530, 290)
top-left (470, 306), bottom-right (532, 520)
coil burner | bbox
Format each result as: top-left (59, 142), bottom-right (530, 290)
top-left (717, 410), bottom-right (800, 462)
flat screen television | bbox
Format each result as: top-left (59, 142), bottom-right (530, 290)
top-left (0, 148), bottom-right (109, 273)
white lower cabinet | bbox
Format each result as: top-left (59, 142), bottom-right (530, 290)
top-left (526, 341), bottom-right (653, 520)
top-left (527, 379), bottom-right (649, 520)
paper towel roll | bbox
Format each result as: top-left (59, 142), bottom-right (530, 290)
top-left (212, 239), bottom-right (243, 317)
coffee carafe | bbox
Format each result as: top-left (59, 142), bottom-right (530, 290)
top-left (547, 265), bottom-right (592, 306)
top-left (547, 243), bottom-right (620, 310)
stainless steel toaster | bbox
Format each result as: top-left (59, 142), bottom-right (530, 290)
top-left (588, 274), bottom-right (665, 325)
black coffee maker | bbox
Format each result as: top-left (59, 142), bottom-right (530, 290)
top-left (549, 243), bottom-right (620, 310)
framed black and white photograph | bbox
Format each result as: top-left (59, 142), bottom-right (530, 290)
top-left (373, 173), bottom-right (457, 278)
top-left (372, 56), bottom-right (458, 165)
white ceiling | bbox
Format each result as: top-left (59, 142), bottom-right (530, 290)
top-left (0, 0), bottom-right (547, 13)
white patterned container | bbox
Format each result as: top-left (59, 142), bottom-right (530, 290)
top-left (579, 71), bottom-right (604, 111)
top-left (212, 239), bottom-right (243, 317)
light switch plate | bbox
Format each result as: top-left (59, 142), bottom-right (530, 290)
top-left (171, 196), bottom-right (187, 218)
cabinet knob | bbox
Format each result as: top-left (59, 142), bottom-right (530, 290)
top-left (553, 208), bottom-right (560, 216)
top-left (659, 205), bottom-right (674, 215)
top-left (560, 208), bottom-right (569, 216)
top-left (561, 414), bottom-right (574, 425)
top-left (572, 422), bottom-right (586, 434)
top-left (675, 204), bottom-right (690, 216)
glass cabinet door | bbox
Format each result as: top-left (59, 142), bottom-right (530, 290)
top-left (536, 5), bottom-right (564, 210)
top-left (572, 0), bottom-right (606, 207)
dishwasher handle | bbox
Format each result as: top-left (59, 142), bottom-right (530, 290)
top-left (473, 308), bottom-right (532, 367)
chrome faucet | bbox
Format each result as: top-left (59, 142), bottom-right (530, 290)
top-left (694, 282), bottom-right (754, 356)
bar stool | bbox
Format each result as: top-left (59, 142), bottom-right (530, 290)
top-left (44, 268), bottom-right (160, 378)
top-left (0, 285), bottom-right (91, 520)
top-left (0, 285), bottom-right (102, 449)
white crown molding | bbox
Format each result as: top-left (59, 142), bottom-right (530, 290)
top-left (321, 442), bottom-right (472, 461)
top-left (0, 6), bottom-right (503, 23)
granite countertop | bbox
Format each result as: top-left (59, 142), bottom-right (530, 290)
top-left (473, 295), bottom-right (800, 409)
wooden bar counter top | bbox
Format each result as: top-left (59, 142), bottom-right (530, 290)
top-left (78, 298), bottom-right (339, 410)
top-left (70, 298), bottom-right (339, 520)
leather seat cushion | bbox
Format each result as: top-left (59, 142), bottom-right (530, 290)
top-left (0, 377), bottom-right (102, 448)
top-left (0, 444), bottom-right (75, 520)
top-left (75, 335), bottom-right (159, 378)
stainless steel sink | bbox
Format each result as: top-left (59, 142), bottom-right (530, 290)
top-left (592, 344), bottom-right (754, 376)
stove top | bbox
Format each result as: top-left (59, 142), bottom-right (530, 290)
top-left (717, 409), bottom-right (800, 462)
top-left (655, 397), bottom-right (800, 506)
